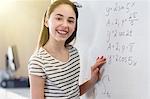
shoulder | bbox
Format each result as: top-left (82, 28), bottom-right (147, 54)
top-left (67, 45), bottom-right (78, 52)
top-left (28, 47), bottom-right (46, 65)
top-left (67, 45), bottom-right (80, 58)
top-left (28, 48), bottom-right (47, 78)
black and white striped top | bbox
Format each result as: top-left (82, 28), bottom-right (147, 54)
top-left (28, 45), bottom-right (80, 99)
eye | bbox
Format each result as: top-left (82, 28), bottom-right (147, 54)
top-left (55, 17), bottom-right (62, 21)
top-left (68, 19), bottom-right (75, 24)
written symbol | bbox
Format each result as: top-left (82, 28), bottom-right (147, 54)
top-left (128, 12), bottom-right (138, 25)
top-left (106, 12), bottom-right (138, 27)
top-left (126, 2), bottom-right (135, 13)
top-left (106, 29), bottom-right (133, 43)
top-left (107, 54), bottom-right (137, 67)
top-left (105, 2), bottom-right (135, 16)
top-left (106, 18), bottom-right (124, 27)
top-left (101, 75), bottom-right (112, 98)
top-left (107, 42), bottom-right (135, 53)
top-left (73, 2), bottom-right (82, 8)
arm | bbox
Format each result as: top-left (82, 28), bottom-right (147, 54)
top-left (29, 75), bottom-right (45, 99)
top-left (79, 80), bottom-right (93, 96)
top-left (79, 56), bottom-right (106, 96)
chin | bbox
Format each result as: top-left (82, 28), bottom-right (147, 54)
top-left (56, 37), bottom-right (67, 42)
top-left (57, 36), bottom-right (70, 41)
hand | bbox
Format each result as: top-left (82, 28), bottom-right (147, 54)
top-left (90, 56), bottom-right (106, 85)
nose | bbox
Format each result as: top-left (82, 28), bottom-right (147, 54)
top-left (62, 20), bottom-right (69, 28)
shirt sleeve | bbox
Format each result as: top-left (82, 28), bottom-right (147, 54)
top-left (28, 55), bottom-right (46, 79)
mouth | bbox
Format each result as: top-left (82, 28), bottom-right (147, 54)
top-left (57, 30), bottom-right (68, 35)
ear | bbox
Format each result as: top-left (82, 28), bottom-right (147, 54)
top-left (44, 17), bottom-right (49, 28)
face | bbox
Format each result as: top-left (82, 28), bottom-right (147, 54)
top-left (46, 4), bottom-right (76, 43)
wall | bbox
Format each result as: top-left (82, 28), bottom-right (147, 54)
top-left (0, 0), bottom-right (50, 76)
top-left (75, 0), bottom-right (150, 99)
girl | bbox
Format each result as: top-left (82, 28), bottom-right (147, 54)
top-left (28, 0), bottom-right (106, 99)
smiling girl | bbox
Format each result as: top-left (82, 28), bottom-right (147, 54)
top-left (28, 0), bottom-right (106, 99)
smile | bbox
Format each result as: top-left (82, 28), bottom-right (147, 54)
top-left (57, 30), bottom-right (68, 35)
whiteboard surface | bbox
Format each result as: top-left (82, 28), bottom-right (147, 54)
top-left (74, 0), bottom-right (150, 99)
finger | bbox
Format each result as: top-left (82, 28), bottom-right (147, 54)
top-left (92, 59), bottom-right (106, 70)
top-left (97, 68), bottom-right (102, 81)
top-left (96, 57), bottom-right (99, 60)
top-left (98, 59), bottom-right (106, 67)
top-left (98, 67), bottom-right (104, 80)
top-left (96, 56), bottom-right (103, 61)
top-left (96, 57), bottom-right (106, 63)
top-left (97, 70), bottom-right (100, 80)
top-left (92, 62), bottom-right (104, 71)
top-left (92, 56), bottom-right (106, 71)
top-left (97, 71), bottom-right (102, 81)
top-left (100, 56), bottom-right (103, 59)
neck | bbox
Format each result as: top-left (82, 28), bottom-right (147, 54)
top-left (44, 39), bottom-right (66, 52)
top-left (43, 39), bottom-right (70, 62)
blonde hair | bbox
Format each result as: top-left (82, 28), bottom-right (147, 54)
top-left (37, 0), bottom-right (78, 49)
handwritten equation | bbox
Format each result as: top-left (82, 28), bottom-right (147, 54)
top-left (105, 1), bottom-right (138, 67)
top-left (96, 74), bottom-right (112, 98)
top-left (101, 74), bottom-right (111, 98)
top-left (106, 11), bottom-right (138, 27)
top-left (107, 42), bottom-right (135, 53)
top-left (106, 29), bottom-right (133, 43)
top-left (105, 2), bottom-right (136, 16)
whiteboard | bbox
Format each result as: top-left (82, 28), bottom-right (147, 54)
top-left (74, 0), bottom-right (150, 99)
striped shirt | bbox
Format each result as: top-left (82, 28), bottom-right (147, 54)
top-left (28, 45), bottom-right (80, 99)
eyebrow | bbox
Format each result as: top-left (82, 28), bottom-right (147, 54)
top-left (55, 14), bottom-right (75, 20)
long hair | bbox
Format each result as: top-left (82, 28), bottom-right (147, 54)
top-left (37, 0), bottom-right (78, 49)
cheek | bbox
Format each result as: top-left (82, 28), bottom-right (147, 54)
top-left (70, 24), bottom-right (76, 33)
top-left (48, 19), bottom-right (56, 32)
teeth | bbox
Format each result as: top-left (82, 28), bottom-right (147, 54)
top-left (57, 30), bottom-right (67, 35)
